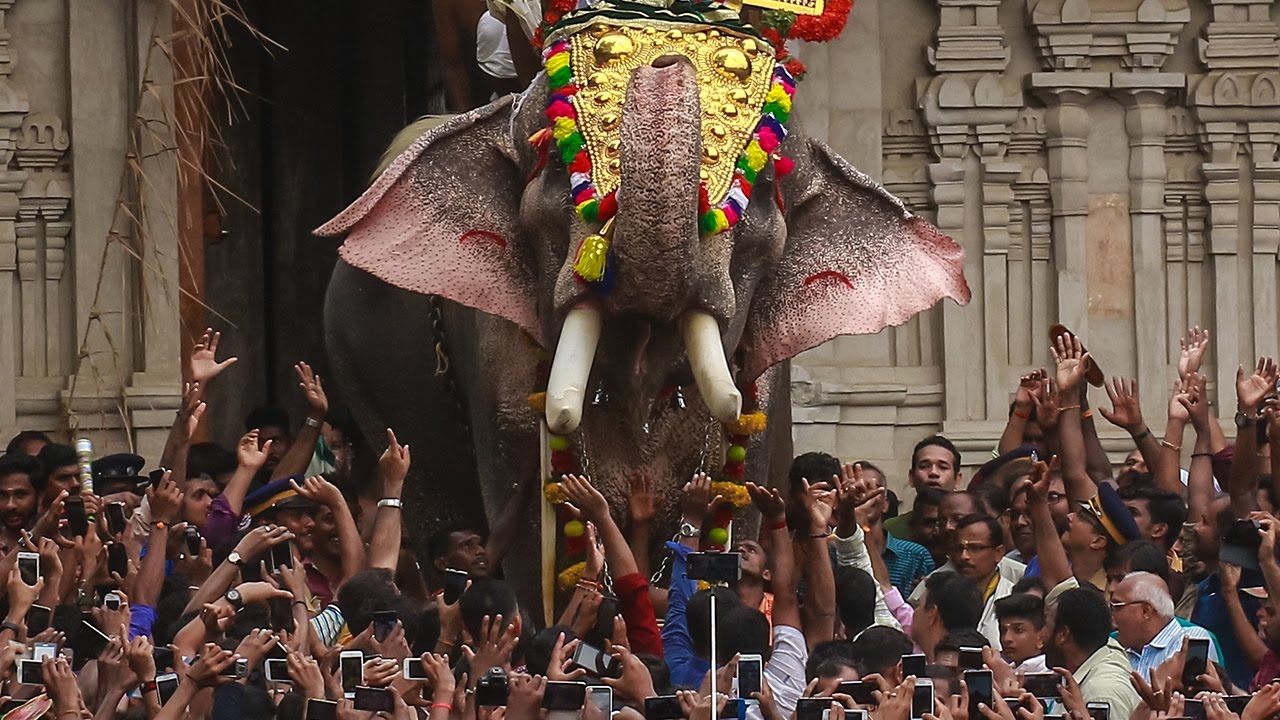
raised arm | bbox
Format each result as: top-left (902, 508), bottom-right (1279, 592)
top-left (222, 431), bottom-right (270, 519)
top-left (1051, 334), bottom-right (1098, 503)
top-left (1185, 374), bottom-right (1216, 523)
top-left (293, 476), bottom-right (363, 586)
top-left (367, 429), bottom-right (409, 572)
top-left (1157, 378), bottom-right (1192, 497)
top-left (1023, 459), bottom-right (1071, 588)
top-left (160, 382), bottom-right (205, 486)
top-left (746, 481), bottom-right (801, 633)
top-left (796, 479), bottom-right (836, 645)
top-left (999, 370), bottom-right (1045, 455)
top-left (1098, 377), bottom-right (1161, 479)
top-left (136, 473), bottom-right (183, 608)
top-left (270, 362), bottom-right (327, 481)
top-left (1229, 357), bottom-right (1277, 518)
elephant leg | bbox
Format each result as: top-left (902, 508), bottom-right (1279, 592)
top-left (324, 260), bottom-right (487, 566)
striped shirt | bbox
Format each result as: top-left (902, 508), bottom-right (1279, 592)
top-left (884, 533), bottom-right (935, 596)
top-left (1124, 618), bottom-right (1219, 682)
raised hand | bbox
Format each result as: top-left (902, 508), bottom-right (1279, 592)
top-left (628, 474), bottom-right (657, 527)
top-left (295, 361), bottom-right (329, 418)
top-left (188, 643), bottom-right (237, 687)
top-left (237, 429), bottom-right (272, 470)
top-left (1015, 369), bottom-right (1047, 412)
top-left (1051, 333), bottom-right (1091, 395)
top-left (147, 471), bottom-right (183, 525)
top-left (177, 381), bottom-right (207, 442)
top-left (746, 482), bottom-right (785, 521)
top-left (291, 475), bottom-right (345, 510)
top-left (1237, 356), bottom-right (1278, 414)
top-left (1179, 373), bottom-right (1211, 430)
top-left (233, 524), bottom-right (294, 561)
top-left (583, 522), bottom-right (605, 579)
top-left (1032, 379), bottom-right (1063, 433)
top-left (560, 474), bottom-right (610, 523)
top-left (1243, 683), bottom-right (1280, 720)
top-left (1099, 376), bottom-right (1145, 433)
top-left (189, 328), bottom-right (238, 383)
top-left (601, 642), bottom-right (657, 703)
top-left (462, 614), bottom-right (519, 676)
top-left (287, 649), bottom-right (326, 700)
top-left (1179, 327), bottom-right (1211, 381)
top-left (680, 472), bottom-right (721, 524)
top-left (379, 428), bottom-right (411, 485)
top-left (801, 478), bottom-right (836, 535)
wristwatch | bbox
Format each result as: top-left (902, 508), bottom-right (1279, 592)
top-left (1236, 411), bottom-right (1257, 429)
top-left (678, 522), bottom-right (700, 538)
top-left (224, 588), bottom-right (244, 611)
top-left (227, 551), bottom-right (245, 569)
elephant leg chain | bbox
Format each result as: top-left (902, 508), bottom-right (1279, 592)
top-left (650, 416), bottom-right (721, 586)
top-left (429, 295), bottom-right (474, 456)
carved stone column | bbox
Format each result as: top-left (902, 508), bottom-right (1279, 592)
top-left (1249, 122), bottom-right (1280, 354)
top-left (0, 0), bottom-right (29, 433)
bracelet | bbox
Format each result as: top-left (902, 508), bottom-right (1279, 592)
top-left (151, 521), bottom-right (169, 530)
top-left (1059, 405), bottom-right (1082, 412)
top-left (1082, 409), bottom-right (1093, 419)
top-left (1013, 409), bottom-right (1030, 420)
top-left (436, 639), bottom-right (455, 649)
top-left (576, 579), bottom-right (600, 592)
top-left (1132, 427), bottom-right (1152, 441)
top-left (304, 416), bottom-right (322, 429)
top-left (808, 533), bottom-right (829, 539)
top-left (377, 498), bottom-right (403, 509)
top-left (1192, 452), bottom-right (1213, 458)
top-left (431, 703), bottom-right (453, 712)
top-left (0, 622), bottom-right (20, 637)
top-left (140, 680), bottom-right (158, 694)
top-left (767, 519), bottom-right (788, 531)
top-left (293, 600), bottom-right (308, 607)
top-left (1161, 440), bottom-right (1182, 452)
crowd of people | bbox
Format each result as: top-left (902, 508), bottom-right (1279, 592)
top-left (0, 324), bottom-right (1276, 720)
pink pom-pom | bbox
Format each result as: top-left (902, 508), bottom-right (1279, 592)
top-left (757, 127), bottom-right (780, 153)
top-left (774, 155), bottom-right (795, 177)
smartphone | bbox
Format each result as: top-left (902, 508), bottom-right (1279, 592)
top-left (269, 540), bottom-right (293, 574)
top-left (16, 659), bottom-right (42, 686)
top-left (371, 610), bottom-right (397, 643)
top-left (219, 657), bottom-right (248, 679)
top-left (543, 681), bottom-right (588, 711)
top-left (1184, 699), bottom-right (1206, 720)
top-left (960, 647), bottom-right (985, 670)
top-left (964, 670), bottom-right (993, 719)
top-left (306, 699), bottom-right (338, 720)
top-left (78, 620), bottom-right (110, 659)
top-left (103, 592), bottom-right (122, 611)
top-left (32, 643), bottom-right (56, 663)
top-left (1087, 702), bottom-right (1110, 720)
top-left (737, 654), bottom-right (763, 699)
top-left (797, 698), bottom-right (833, 720)
top-left (354, 686), bottom-right (395, 713)
top-left (1182, 639), bottom-right (1210, 689)
top-left (587, 685), bottom-right (613, 719)
top-left (901, 654), bottom-right (927, 678)
top-left (105, 503), bottom-right (127, 535)
top-left (184, 527), bottom-right (202, 556)
top-left (571, 641), bottom-right (622, 679)
top-left (153, 646), bottom-right (174, 672)
top-left (264, 657), bottom-right (291, 683)
top-left (404, 657), bottom-right (427, 681)
top-left (848, 711), bottom-right (869, 720)
top-left (725, 698), bottom-right (747, 720)
top-left (645, 696), bottom-right (684, 720)
top-left (65, 497), bottom-right (88, 536)
top-left (443, 568), bottom-right (468, 604)
top-left (157, 673), bottom-right (179, 705)
top-left (595, 595), bottom-right (619, 640)
top-left (16, 552), bottom-right (39, 586)
top-left (837, 680), bottom-right (880, 706)
top-left (1024, 672), bottom-right (1061, 698)
top-left (1226, 698), bottom-right (1251, 715)
top-left (911, 679), bottom-right (934, 720)
top-left (107, 543), bottom-right (128, 578)
top-left (339, 651), bottom-right (364, 699)
top-left (686, 552), bottom-right (742, 583)
top-left (25, 604), bottom-right (50, 635)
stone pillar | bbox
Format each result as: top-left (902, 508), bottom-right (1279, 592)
top-left (1116, 76), bottom-right (1181, 422)
top-left (1248, 122), bottom-right (1280, 355)
top-left (1031, 75), bottom-right (1108, 338)
top-left (0, 0), bottom-right (28, 433)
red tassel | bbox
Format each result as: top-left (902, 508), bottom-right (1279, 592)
top-left (713, 505), bottom-right (735, 526)
top-left (528, 129), bottom-right (552, 182)
top-left (726, 463), bottom-right (746, 481)
top-left (564, 535), bottom-right (587, 555)
top-left (598, 191), bottom-right (618, 221)
top-left (698, 183), bottom-right (711, 215)
top-left (569, 153), bottom-right (592, 174)
top-left (774, 155), bottom-right (795, 178)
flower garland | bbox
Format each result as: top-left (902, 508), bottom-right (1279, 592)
top-left (703, 382), bottom-right (767, 551)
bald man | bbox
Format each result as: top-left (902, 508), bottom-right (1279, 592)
top-left (1111, 572), bottom-right (1219, 680)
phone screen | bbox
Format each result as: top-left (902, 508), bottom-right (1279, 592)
top-left (901, 654), bottom-right (927, 678)
top-left (108, 543), bottom-right (128, 578)
top-left (26, 605), bottom-right (50, 635)
top-left (645, 697), bottom-right (683, 720)
top-left (157, 674), bottom-right (179, 705)
top-left (1184, 699), bottom-right (1206, 720)
top-left (265, 658), bottom-right (291, 683)
top-left (686, 552), bottom-right (742, 583)
top-left (1182, 639), bottom-right (1210, 689)
top-left (354, 687), bottom-right (395, 713)
top-left (340, 653), bottom-right (364, 694)
top-left (1086, 703), bottom-right (1110, 720)
top-left (17, 659), bottom-right (43, 685)
top-left (372, 611), bottom-right (397, 642)
top-left (587, 686), bottom-right (612, 719)
top-left (270, 541), bottom-right (293, 573)
top-left (443, 569), bottom-right (468, 604)
top-left (185, 528), bottom-right (202, 556)
top-left (797, 699), bottom-right (832, 720)
top-left (595, 596), bottom-right (618, 639)
top-left (911, 681), bottom-right (933, 720)
top-left (404, 658), bottom-right (427, 681)
top-left (737, 656), bottom-right (762, 699)
top-left (65, 497), bottom-right (88, 536)
top-left (964, 671), bottom-right (993, 719)
top-left (959, 647), bottom-right (985, 670)
top-left (542, 681), bottom-right (587, 711)
top-left (16, 552), bottom-right (38, 585)
top-left (1024, 672), bottom-right (1061, 698)
top-left (106, 503), bottom-right (127, 535)
top-left (305, 699), bottom-right (338, 720)
top-left (79, 620), bottom-right (110, 660)
top-left (837, 680), bottom-right (879, 706)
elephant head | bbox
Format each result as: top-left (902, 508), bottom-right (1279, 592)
top-left (316, 21), bottom-right (969, 503)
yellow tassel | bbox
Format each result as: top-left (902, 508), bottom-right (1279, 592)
top-left (528, 392), bottom-right (547, 413)
top-left (728, 411), bottom-right (768, 436)
top-left (573, 233), bottom-right (610, 282)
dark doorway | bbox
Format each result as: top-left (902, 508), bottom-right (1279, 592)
top-left (201, 1), bottom-right (442, 446)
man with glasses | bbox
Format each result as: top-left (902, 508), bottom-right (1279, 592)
top-left (1111, 571), bottom-right (1220, 679)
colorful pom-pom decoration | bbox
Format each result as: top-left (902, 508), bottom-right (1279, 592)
top-left (563, 519), bottom-right (586, 538)
top-left (558, 561), bottom-right (588, 591)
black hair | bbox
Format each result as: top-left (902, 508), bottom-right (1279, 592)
top-left (413, 605), bottom-right (442, 657)
top-left (188, 442), bottom-right (238, 483)
top-left (1103, 539), bottom-right (1170, 583)
top-left (834, 565), bottom-right (877, 637)
top-left (336, 568), bottom-right (400, 634)
top-left (33, 443), bottom-right (77, 494)
top-left (1116, 484), bottom-right (1187, 551)
top-left (789, 452), bottom-right (841, 492)
top-left (1012, 576), bottom-right (1046, 595)
top-left (0, 453), bottom-right (39, 487)
top-left (972, 481), bottom-right (1010, 517)
top-left (886, 489), bottom-right (900, 518)
top-left (994, 592), bottom-right (1045, 629)
top-left (806, 639), bottom-right (859, 682)
top-left (428, 523), bottom-right (482, 562)
top-left (688, 587), bottom-right (743, 660)
top-left (937, 628), bottom-right (990, 654)
top-left (922, 571), bottom-right (983, 631)
top-left (277, 693), bottom-right (305, 720)
top-left (1050, 586), bottom-right (1112, 654)
top-left (5, 431), bottom-right (50, 455)
top-left (849, 626), bottom-right (914, 677)
top-left (912, 487), bottom-right (949, 517)
top-left (245, 406), bottom-right (291, 433)
top-left (638, 654), bottom-right (673, 696)
top-left (912, 435), bottom-right (961, 470)
top-left (955, 514), bottom-right (1003, 546)
top-left (716, 604), bottom-right (772, 664)
top-left (942, 491), bottom-right (984, 518)
top-left (459, 578), bottom-right (518, 641)
top-left (526, 625), bottom-right (576, 676)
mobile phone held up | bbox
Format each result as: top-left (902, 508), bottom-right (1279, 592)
top-left (686, 552), bottom-right (741, 584)
top-left (964, 670), bottom-right (993, 720)
top-left (339, 651), bottom-right (364, 699)
top-left (737, 654), bottom-right (763, 700)
top-left (1181, 639), bottom-right (1211, 690)
top-left (911, 679), bottom-right (934, 720)
top-left (442, 568), bottom-right (468, 605)
top-left (16, 552), bottom-right (38, 586)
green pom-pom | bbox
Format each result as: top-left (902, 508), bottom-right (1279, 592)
top-left (707, 527), bottom-right (729, 545)
top-left (564, 519), bottom-right (585, 538)
top-left (581, 199), bottom-right (600, 224)
top-left (741, 166), bottom-right (758, 184)
top-left (727, 445), bottom-right (747, 463)
top-left (736, 155), bottom-right (751, 172)
top-left (699, 211), bottom-right (717, 234)
top-left (548, 66), bottom-right (573, 87)
top-left (560, 134), bottom-right (584, 164)
top-left (549, 435), bottom-right (571, 452)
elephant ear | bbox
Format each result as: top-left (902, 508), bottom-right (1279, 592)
top-left (315, 97), bottom-right (542, 344)
top-left (740, 137), bottom-right (971, 381)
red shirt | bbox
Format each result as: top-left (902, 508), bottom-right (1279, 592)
top-left (613, 572), bottom-right (663, 657)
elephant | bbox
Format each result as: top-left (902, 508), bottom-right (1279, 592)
top-left (315, 22), bottom-right (970, 617)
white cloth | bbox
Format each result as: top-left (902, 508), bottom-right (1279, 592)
top-left (744, 625), bottom-right (808, 720)
top-left (476, 11), bottom-right (517, 80)
top-left (1013, 654), bottom-right (1049, 674)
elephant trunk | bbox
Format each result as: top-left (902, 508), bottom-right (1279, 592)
top-left (609, 55), bottom-right (702, 320)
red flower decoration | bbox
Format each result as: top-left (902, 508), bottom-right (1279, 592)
top-left (790, 0), bottom-right (853, 42)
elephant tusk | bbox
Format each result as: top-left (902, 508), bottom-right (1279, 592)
top-left (679, 310), bottom-right (742, 424)
top-left (545, 304), bottom-right (604, 434)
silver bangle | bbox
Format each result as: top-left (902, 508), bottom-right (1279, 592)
top-left (377, 498), bottom-right (403, 509)
top-left (304, 416), bottom-right (321, 429)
